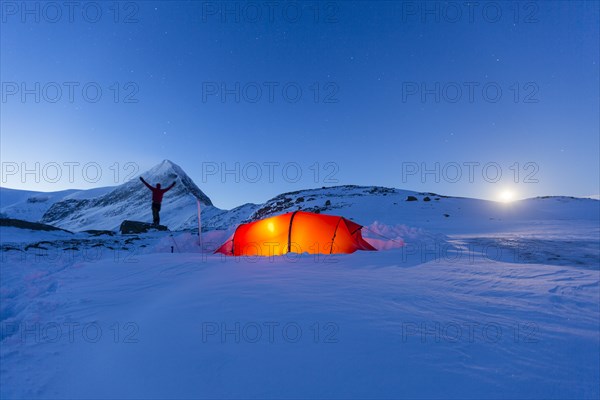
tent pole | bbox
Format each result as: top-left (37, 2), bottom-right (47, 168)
top-left (287, 211), bottom-right (300, 253)
top-left (197, 199), bottom-right (202, 247)
top-left (330, 217), bottom-right (344, 254)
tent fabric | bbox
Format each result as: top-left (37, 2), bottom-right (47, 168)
top-left (215, 211), bottom-right (377, 256)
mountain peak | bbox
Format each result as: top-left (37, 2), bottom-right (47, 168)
top-left (40, 160), bottom-right (213, 230)
top-left (145, 159), bottom-right (183, 177)
top-left (141, 160), bottom-right (212, 206)
top-left (160, 159), bottom-right (176, 169)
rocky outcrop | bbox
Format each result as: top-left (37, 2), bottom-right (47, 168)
top-left (119, 220), bottom-right (168, 234)
top-left (0, 218), bottom-right (72, 233)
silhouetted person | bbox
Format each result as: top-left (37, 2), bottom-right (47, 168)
top-left (140, 177), bottom-right (176, 226)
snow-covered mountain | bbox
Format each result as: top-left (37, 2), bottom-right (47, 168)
top-left (229, 185), bottom-right (599, 236)
top-left (0, 160), bottom-right (249, 232)
top-left (0, 187), bottom-right (115, 222)
top-left (2, 160), bottom-right (598, 235)
top-left (36, 160), bottom-right (218, 231)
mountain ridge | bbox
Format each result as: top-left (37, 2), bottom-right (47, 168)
top-left (1, 160), bottom-right (598, 233)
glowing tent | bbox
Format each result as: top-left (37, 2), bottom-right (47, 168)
top-left (215, 211), bottom-right (377, 256)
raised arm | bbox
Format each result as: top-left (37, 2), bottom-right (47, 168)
top-left (139, 177), bottom-right (154, 190)
top-left (164, 181), bottom-right (176, 192)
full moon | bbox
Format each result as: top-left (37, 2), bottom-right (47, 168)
top-left (499, 190), bottom-right (515, 203)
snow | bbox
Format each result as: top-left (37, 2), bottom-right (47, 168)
top-left (4, 162), bottom-right (598, 238)
top-left (1, 162), bottom-right (599, 398)
top-left (0, 226), bottom-right (74, 244)
top-left (1, 194), bottom-right (598, 398)
top-left (0, 186), bottom-right (115, 222)
top-left (63, 186), bottom-right (116, 201)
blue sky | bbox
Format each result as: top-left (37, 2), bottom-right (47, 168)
top-left (1, 1), bottom-right (598, 209)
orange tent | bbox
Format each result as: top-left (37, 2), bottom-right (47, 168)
top-left (215, 211), bottom-right (377, 256)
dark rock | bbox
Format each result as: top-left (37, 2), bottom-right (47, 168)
top-left (119, 220), bottom-right (168, 234)
top-left (444, 214), bottom-right (450, 218)
top-left (423, 196), bottom-right (431, 202)
top-left (41, 199), bottom-right (89, 224)
top-left (325, 200), bottom-right (331, 206)
top-left (418, 192), bottom-right (450, 199)
top-left (0, 218), bottom-right (71, 233)
top-left (27, 196), bottom-right (50, 203)
top-left (406, 196), bottom-right (418, 202)
top-left (296, 197), bottom-right (304, 203)
top-left (84, 230), bottom-right (115, 236)
top-left (367, 187), bottom-right (395, 195)
top-left (1, 245), bottom-right (22, 252)
top-left (24, 243), bottom-right (50, 251)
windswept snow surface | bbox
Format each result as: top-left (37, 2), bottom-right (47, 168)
top-left (1, 199), bottom-right (599, 398)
